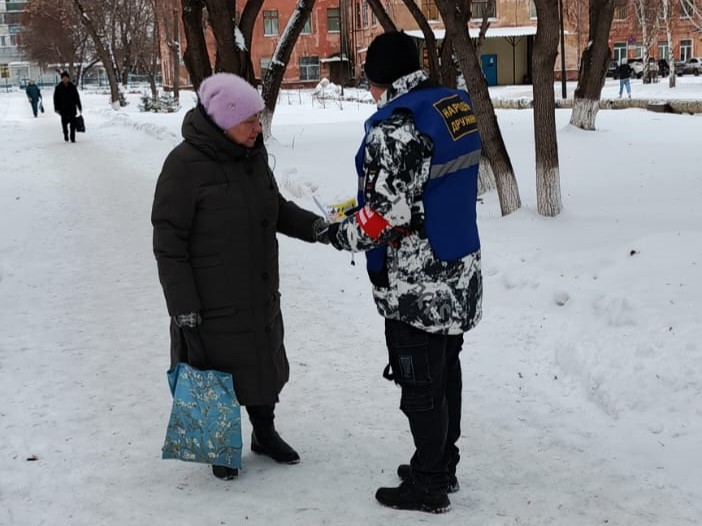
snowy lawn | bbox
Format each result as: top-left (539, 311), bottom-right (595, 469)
top-left (1, 80), bottom-right (701, 526)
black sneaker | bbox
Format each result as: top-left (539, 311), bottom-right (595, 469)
top-left (397, 464), bottom-right (460, 493)
top-left (212, 465), bottom-right (238, 480)
top-left (251, 430), bottom-right (300, 464)
top-left (375, 481), bottom-right (451, 513)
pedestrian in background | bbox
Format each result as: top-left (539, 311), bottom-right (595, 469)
top-left (25, 80), bottom-right (42, 118)
top-left (53, 71), bottom-right (82, 142)
top-left (324, 31), bottom-right (483, 514)
top-left (618, 59), bottom-right (632, 99)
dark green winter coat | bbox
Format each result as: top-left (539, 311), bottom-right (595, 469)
top-left (152, 105), bottom-right (320, 406)
top-left (25, 83), bottom-right (41, 102)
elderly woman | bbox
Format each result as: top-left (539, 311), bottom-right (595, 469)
top-left (152, 73), bottom-right (327, 480)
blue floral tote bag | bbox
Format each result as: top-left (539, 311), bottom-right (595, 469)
top-left (162, 362), bottom-right (242, 469)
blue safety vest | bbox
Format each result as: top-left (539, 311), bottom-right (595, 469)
top-left (355, 86), bottom-right (482, 274)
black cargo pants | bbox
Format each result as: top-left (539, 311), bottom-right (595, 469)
top-left (384, 318), bottom-right (464, 495)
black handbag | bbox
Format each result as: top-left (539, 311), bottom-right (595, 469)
top-left (39, 101), bottom-right (44, 113)
top-left (75, 115), bottom-right (86, 133)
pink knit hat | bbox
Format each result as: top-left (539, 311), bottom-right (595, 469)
top-left (198, 73), bottom-right (265, 130)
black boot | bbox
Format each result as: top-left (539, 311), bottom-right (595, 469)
top-left (247, 404), bottom-right (300, 464)
top-left (212, 465), bottom-right (238, 480)
top-left (375, 481), bottom-right (451, 513)
top-left (251, 430), bottom-right (300, 464)
top-left (397, 464), bottom-right (460, 493)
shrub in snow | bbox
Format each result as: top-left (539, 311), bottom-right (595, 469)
top-left (139, 93), bottom-right (181, 113)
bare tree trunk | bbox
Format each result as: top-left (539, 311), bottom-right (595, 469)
top-left (261, 0), bottom-right (317, 139)
top-left (532, 0), bottom-right (562, 217)
top-left (150, 4), bottom-right (160, 99)
top-left (171, 5), bottom-right (180, 100)
top-left (203, 0), bottom-right (241, 74)
top-left (73, 0), bottom-right (121, 108)
top-left (661, 0), bottom-right (676, 88)
top-left (439, 34), bottom-right (458, 88)
top-left (400, 0), bottom-right (441, 82)
top-left (181, 0), bottom-right (211, 90)
top-left (435, 0), bottom-right (521, 216)
top-left (236, 0), bottom-right (265, 84)
top-left (240, 0), bottom-right (265, 49)
top-left (569, 0), bottom-right (615, 130)
top-left (633, 0), bottom-right (661, 84)
top-left (366, 0), bottom-right (397, 32)
top-left (478, 154), bottom-right (496, 195)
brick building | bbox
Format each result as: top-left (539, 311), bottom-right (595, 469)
top-left (609, 0), bottom-right (702, 63)
top-left (156, 1), bottom-right (702, 89)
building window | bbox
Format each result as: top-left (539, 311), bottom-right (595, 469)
top-left (630, 42), bottom-right (643, 59)
top-left (658, 41), bottom-right (669, 60)
top-left (0, 36), bottom-right (5, 47)
top-left (6, 2), bottom-right (29, 11)
top-left (263, 10), bottom-right (279, 36)
top-left (613, 0), bottom-right (627, 19)
top-left (299, 56), bottom-right (320, 81)
top-left (680, 39), bottom-right (692, 61)
top-left (362, 2), bottom-right (369, 27)
top-left (472, 0), bottom-right (496, 19)
top-left (327, 8), bottom-right (340, 32)
top-left (355, 3), bottom-right (362, 28)
top-left (422, 1), bottom-right (439, 20)
top-left (301, 16), bottom-right (312, 35)
top-left (613, 42), bottom-right (627, 63)
top-left (260, 58), bottom-right (272, 78)
top-left (680, 0), bottom-right (693, 18)
top-left (529, 0), bottom-right (537, 18)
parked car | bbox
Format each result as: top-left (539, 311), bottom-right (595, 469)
top-left (683, 57), bottom-right (702, 75)
top-left (628, 58), bottom-right (645, 78)
top-left (674, 61), bottom-right (686, 76)
top-left (627, 58), bottom-right (661, 80)
top-left (607, 60), bottom-right (619, 78)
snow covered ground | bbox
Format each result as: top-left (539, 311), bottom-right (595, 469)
top-left (1, 77), bottom-right (701, 526)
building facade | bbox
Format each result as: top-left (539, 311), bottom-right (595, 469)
top-left (252, 0), bottom-right (351, 86)
top-left (609, 0), bottom-right (702, 63)
top-left (153, 0), bottom-right (702, 89)
top-left (0, 0), bottom-right (31, 86)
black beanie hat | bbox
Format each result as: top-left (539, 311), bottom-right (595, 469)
top-left (60, 71), bottom-right (69, 79)
top-left (364, 31), bottom-right (420, 86)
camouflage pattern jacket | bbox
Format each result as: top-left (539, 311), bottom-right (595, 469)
top-left (332, 70), bottom-right (482, 335)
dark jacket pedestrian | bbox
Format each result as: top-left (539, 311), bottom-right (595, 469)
top-left (53, 71), bottom-right (82, 142)
top-left (25, 81), bottom-right (42, 118)
top-left (617, 61), bottom-right (633, 80)
top-left (152, 73), bottom-right (328, 481)
top-left (325, 31), bottom-right (483, 513)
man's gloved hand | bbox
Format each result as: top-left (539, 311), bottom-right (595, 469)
top-left (326, 222), bottom-right (343, 250)
top-left (173, 311), bottom-right (201, 328)
top-left (313, 217), bottom-right (330, 244)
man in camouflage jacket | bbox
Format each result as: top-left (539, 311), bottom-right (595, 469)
top-left (326, 32), bottom-right (483, 513)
